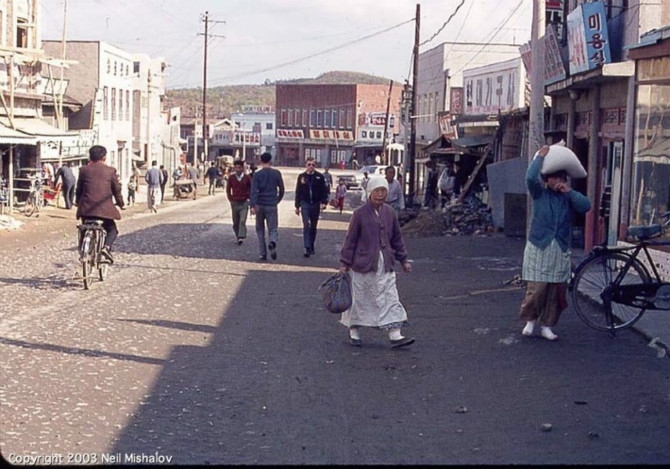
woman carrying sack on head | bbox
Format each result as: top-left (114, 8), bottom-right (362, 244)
top-left (519, 144), bottom-right (591, 341)
top-left (338, 176), bottom-right (414, 348)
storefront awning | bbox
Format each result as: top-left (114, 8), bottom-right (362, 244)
top-left (0, 117), bottom-right (77, 139)
top-left (546, 62), bottom-right (634, 95)
top-left (0, 123), bottom-right (37, 145)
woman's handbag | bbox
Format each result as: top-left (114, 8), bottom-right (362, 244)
top-left (318, 271), bottom-right (352, 314)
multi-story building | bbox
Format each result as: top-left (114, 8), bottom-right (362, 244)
top-left (42, 40), bottom-right (181, 196)
top-left (0, 0), bottom-right (76, 209)
top-left (543, 0), bottom-right (669, 252)
top-left (275, 83), bottom-right (402, 168)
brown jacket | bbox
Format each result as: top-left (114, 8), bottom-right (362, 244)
top-left (75, 162), bottom-right (124, 220)
top-left (339, 202), bottom-right (408, 273)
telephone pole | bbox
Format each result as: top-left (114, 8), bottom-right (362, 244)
top-left (199, 11), bottom-right (225, 164)
top-left (528, 0), bottom-right (545, 158)
top-left (408, 3), bottom-right (420, 203)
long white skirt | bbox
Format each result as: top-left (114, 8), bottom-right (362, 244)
top-left (340, 251), bottom-right (408, 330)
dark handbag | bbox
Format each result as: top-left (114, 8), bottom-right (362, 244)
top-left (318, 271), bottom-right (352, 314)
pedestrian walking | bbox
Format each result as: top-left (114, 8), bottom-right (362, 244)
top-left (250, 152), bottom-right (285, 261)
top-left (360, 171), bottom-right (370, 200)
top-left (335, 178), bottom-right (347, 214)
top-left (205, 161), bottom-right (219, 195)
top-left (187, 162), bottom-right (200, 199)
top-left (226, 159), bottom-right (252, 245)
top-left (159, 165), bottom-right (169, 202)
top-left (127, 176), bottom-right (137, 206)
top-left (323, 166), bottom-right (333, 195)
top-left (145, 160), bottom-right (164, 213)
top-left (294, 156), bottom-right (329, 258)
top-left (338, 176), bottom-right (414, 348)
top-left (385, 165), bottom-right (405, 217)
top-left (520, 144), bottom-right (591, 341)
top-left (54, 162), bottom-right (76, 209)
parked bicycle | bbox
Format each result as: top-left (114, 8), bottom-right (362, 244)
top-left (569, 211), bottom-right (670, 335)
top-left (78, 218), bottom-right (110, 290)
top-left (23, 175), bottom-right (44, 217)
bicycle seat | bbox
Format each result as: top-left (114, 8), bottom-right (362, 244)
top-left (627, 224), bottom-right (662, 240)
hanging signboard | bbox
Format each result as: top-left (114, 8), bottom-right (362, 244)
top-left (545, 24), bottom-right (567, 85)
top-left (567, 2), bottom-right (611, 75)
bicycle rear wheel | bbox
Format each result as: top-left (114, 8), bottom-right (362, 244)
top-left (570, 252), bottom-right (650, 332)
top-left (24, 193), bottom-right (35, 217)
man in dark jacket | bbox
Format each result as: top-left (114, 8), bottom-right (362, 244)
top-left (54, 162), bottom-right (76, 209)
top-left (294, 156), bottom-right (329, 257)
top-left (75, 145), bottom-right (124, 263)
top-left (159, 165), bottom-right (169, 202)
top-left (204, 162), bottom-right (219, 195)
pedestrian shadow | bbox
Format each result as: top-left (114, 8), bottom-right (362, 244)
top-left (117, 318), bottom-right (217, 334)
top-left (113, 222), bottom-right (348, 270)
top-left (0, 274), bottom-right (76, 290)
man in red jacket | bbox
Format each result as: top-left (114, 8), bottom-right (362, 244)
top-left (75, 145), bottom-right (125, 263)
top-left (226, 159), bottom-right (252, 245)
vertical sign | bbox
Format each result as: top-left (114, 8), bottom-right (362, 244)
top-left (568, 2), bottom-right (611, 75)
top-left (450, 87), bottom-right (463, 115)
top-left (545, 24), bottom-right (567, 84)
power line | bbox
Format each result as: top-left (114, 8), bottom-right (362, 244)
top-left (419, 0), bottom-right (466, 47)
top-left (203, 18), bottom-right (414, 87)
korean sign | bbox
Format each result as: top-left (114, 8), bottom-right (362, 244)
top-left (567, 2), bottom-right (611, 75)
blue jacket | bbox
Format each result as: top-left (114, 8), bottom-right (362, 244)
top-left (250, 167), bottom-right (285, 207)
top-left (526, 156), bottom-right (591, 251)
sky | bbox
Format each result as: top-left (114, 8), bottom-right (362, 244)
top-left (40, 0), bottom-right (533, 90)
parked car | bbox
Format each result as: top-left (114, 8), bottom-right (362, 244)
top-left (351, 165), bottom-right (388, 189)
top-left (337, 173), bottom-right (358, 189)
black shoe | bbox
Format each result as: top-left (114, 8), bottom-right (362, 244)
top-left (100, 247), bottom-right (114, 264)
top-left (304, 249), bottom-right (310, 258)
top-left (268, 241), bottom-right (277, 260)
top-left (390, 337), bottom-right (415, 349)
top-left (349, 337), bottom-right (362, 347)
top-left (236, 238), bottom-right (243, 246)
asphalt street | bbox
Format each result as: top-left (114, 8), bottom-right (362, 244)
top-left (0, 168), bottom-right (669, 465)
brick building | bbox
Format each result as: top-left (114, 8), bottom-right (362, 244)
top-left (275, 83), bottom-right (402, 168)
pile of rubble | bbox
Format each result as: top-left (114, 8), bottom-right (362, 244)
top-left (0, 215), bottom-right (23, 231)
top-left (401, 195), bottom-right (495, 238)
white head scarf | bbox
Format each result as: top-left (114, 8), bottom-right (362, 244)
top-left (366, 176), bottom-right (388, 201)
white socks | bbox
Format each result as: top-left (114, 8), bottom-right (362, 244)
top-left (541, 326), bottom-right (558, 341)
top-left (522, 320), bottom-right (536, 336)
top-left (388, 328), bottom-right (403, 341)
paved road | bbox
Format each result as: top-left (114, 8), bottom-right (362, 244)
top-left (1, 169), bottom-right (669, 465)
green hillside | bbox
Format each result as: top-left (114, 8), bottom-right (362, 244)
top-left (166, 71), bottom-right (398, 119)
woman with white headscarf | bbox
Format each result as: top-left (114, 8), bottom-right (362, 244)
top-left (338, 176), bottom-right (414, 348)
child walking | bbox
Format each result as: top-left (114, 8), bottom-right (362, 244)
top-left (335, 178), bottom-right (347, 214)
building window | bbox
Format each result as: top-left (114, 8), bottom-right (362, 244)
top-left (309, 109), bottom-right (315, 127)
top-left (288, 108), bottom-right (294, 127)
top-left (15, 18), bottom-right (28, 48)
top-left (133, 61), bottom-right (140, 74)
top-left (103, 86), bottom-right (109, 120)
top-left (331, 109), bottom-right (337, 129)
top-left (324, 108), bottom-right (331, 128)
top-left (111, 89), bottom-right (117, 121)
top-left (339, 109), bottom-right (345, 129)
top-left (126, 90), bottom-right (130, 120)
top-left (302, 109), bottom-right (307, 127)
top-left (362, 131), bottom-right (367, 138)
top-left (266, 122), bottom-right (273, 130)
top-left (346, 109), bottom-right (352, 129)
top-left (114, 61), bottom-right (118, 76)
top-left (317, 109), bottom-right (323, 127)
top-left (107, 59), bottom-right (111, 74)
top-left (280, 108), bottom-right (287, 127)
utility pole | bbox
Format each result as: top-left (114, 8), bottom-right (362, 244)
top-left (199, 11), bottom-right (225, 164)
top-left (381, 79), bottom-right (393, 164)
top-left (527, 0), bottom-right (545, 232)
top-left (408, 3), bottom-right (420, 204)
top-left (528, 0), bottom-right (545, 158)
top-left (57, 0), bottom-right (68, 131)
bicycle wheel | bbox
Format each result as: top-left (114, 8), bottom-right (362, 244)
top-left (570, 252), bottom-right (651, 332)
top-left (81, 231), bottom-right (94, 290)
top-left (97, 232), bottom-right (108, 281)
top-left (24, 193), bottom-right (35, 217)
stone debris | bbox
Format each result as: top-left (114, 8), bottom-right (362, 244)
top-left (401, 195), bottom-right (494, 238)
top-left (0, 215), bottom-right (23, 231)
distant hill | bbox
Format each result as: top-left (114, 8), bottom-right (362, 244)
top-left (166, 71), bottom-right (399, 120)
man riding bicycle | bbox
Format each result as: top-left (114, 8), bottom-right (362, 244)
top-left (75, 145), bottom-right (125, 263)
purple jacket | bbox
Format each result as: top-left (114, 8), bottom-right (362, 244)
top-left (339, 202), bottom-right (409, 273)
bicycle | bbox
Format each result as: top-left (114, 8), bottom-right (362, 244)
top-left (23, 176), bottom-right (44, 217)
top-left (569, 211), bottom-right (670, 335)
top-left (77, 219), bottom-right (109, 290)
